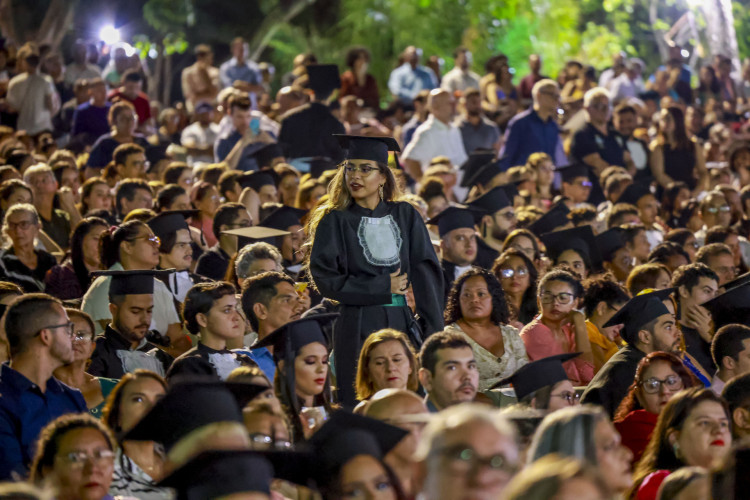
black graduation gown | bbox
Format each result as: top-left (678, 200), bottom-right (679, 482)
top-left (87, 325), bottom-right (174, 379)
top-left (165, 342), bottom-right (256, 382)
top-left (195, 246), bottom-right (230, 281)
top-left (441, 260), bottom-right (457, 301)
top-left (310, 200), bottom-right (444, 408)
top-left (278, 102), bottom-right (346, 161)
top-left (580, 344), bottom-right (644, 418)
top-left (680, 325), bottom-right (715, 377)
top-left (474, 238), bottom-right (499, 270)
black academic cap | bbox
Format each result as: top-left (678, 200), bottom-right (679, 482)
top-left (596, 227), bottom-right (627, 261)
top-left (528, 202), bottom-right (570, 237)
top-left (491, 352), bottom-right (580, 399)
top-left (91, 269), bottom-right (165, 297)
top-left (252, 313), bottom-right (337, 361)
top-left (306, 64), bottom-right (341, 98)
top-left (426, 205), bottom-right (478, 237)
top-left (334, 134), bottom-right (400, 165)
top-left (307, 411), bottom-right (409, 473)
top-left (540, 225), bottom-right (602, 272)
top-left (703, 282), bottom-right (750, 329)
top-left (460, 151), bottom-right (496, 172)
top-left (467, 186), bottom-right (511, 214)
top-left (122, 380), bottom-right (246, 451)
top-left (250, 142), bottom-right (285, 169)
top-left (603, 291), bottom-right (672, 345)
top-left (496, 182), bottom-right (520, 202)
top-left (617, 182), bottom-right (654, 206)
top-left (556, 163), bottom-right (591, 182)
top-left (720, 271), bottom-right (750, 292)
top-left (461, 160), bottom-right (502, 188)
top-left (147, 210), bottom-right (199, 243)
top-left (259, 206), bottom-right (308, 231)
top-left (239, 171), bottom-right (277, 192)
top-left (145, 144), bottom-right (168, 172)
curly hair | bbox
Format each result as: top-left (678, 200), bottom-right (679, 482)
top-left (444, 267), bottom-right (511, 325)
top-left (538, 269), bottom-right (584, 298)
top-left (614, 352), bottom-right (698, 422)
top-left (581, 275), bottom-right (629, 317)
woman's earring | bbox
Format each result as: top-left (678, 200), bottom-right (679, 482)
top-left (672, 441), bottom-right (682, 460)
top-left (379, 184), bottom-right (384, 200)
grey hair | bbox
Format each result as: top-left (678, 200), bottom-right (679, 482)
top-left (22, 163), bottom-right (54, 186)
top-left (583, 87), bottom-right (611, 108)
top-left (235, 242), bottom-right (282, 279)
top-left (2, 203), bottom-right (40, 249)
top-left (526, 405), bottom-right (608, 465)
top-left (414, 403), bottom-right (517, 461)
top-left (531, 79), bottom-right (559, 102)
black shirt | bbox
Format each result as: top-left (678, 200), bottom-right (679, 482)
top-left (166, 342), bottom-right (256, 382)
top-left (278, 102), bottom-right (346, 161)
top-left (581, 344), bottom-right (645, 418)
top-left (195, 245), bottom-right (230, 281)
top-left (88, 325), bottom-right (174, 379)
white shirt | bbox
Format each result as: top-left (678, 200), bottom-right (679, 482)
top-left (81, 263), bottom-right (180, 336)
top-left (181, 121), bottom-right (221, 165)
top-left (441, 67), bottom-right (481, 94)
top-left (609, 73), bottom-right (645, 101)
top-left (402, 115), bottom-right (468, 172)
top-left (454, 264), bottom-right (473, 281)
top-left (711, 373), bottom-right (726, 395)
top-left (6, 72), bottom-right (59, 135)
top-left (64, 63), bottom-right (102, 87)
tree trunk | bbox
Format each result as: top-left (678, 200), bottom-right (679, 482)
top-left (248, 0), bottom-right (318, 61)
top-left (0, 0), bottom-right (78, 50)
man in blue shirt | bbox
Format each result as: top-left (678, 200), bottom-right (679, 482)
top-left (388, 46), bottom-right (438, 104)
top-left (0, 294), bottom-right (87, 480)
top-left (219, 37), bottom-right (262, 91)
top-left (498, 79), bottom-right (568, 171)
top-left (215, 94), bottom-right (276, 171)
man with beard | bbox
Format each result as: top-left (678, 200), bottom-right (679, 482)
top-left (0, 294), bottom-right (87, 479)
top-left (467, 186), bottom-right (515, 268)
top-left (418, 331), bottom-right (479, 412)
top-left (581, 289), bottom-right (679, 417)
top-left (87, 270), bottom-right (174, 379)
top-left (455, 88), bottom-right (501, 154)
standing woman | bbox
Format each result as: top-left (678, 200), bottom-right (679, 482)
top-left (307, 135), bottom-right (444, 408)
top-left (650, 106), bottom-right (707, 196)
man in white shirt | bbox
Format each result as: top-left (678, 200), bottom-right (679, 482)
top-left (5, 43), bottom-right (59, 135)
top-left (64, 41), bottom-right (101, 88)
top-left (402, 89), bottom-right (468, 182)
top-left (181, 102), bottom-right (220, 165)
top-left (610, 58), bottom-right (645, 102)
top-left (441, 47), bottom-right (480, 94)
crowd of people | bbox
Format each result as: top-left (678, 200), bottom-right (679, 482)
top-left (0, 31), bottom-right (749, 499)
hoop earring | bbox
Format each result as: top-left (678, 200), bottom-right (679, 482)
top-left (379, 184), bottom-right (384, 200)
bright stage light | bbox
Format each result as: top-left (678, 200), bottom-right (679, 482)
top-left (99, 25), bottom-right (120, 45)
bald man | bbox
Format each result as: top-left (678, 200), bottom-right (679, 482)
top-left (402, 89), bottom-right (468, 184)
top-left (365, 389), bottom-right (430, 498)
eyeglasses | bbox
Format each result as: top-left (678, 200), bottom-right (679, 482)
top-left (550, 391), bottom-right (581, 404)
top-left (499, 267), bottom-right (528, 279)
top-left (344, 163), bottom-right (380, 175)
top-left (641, 375), bottom-right (683, 394)
top-left (56, 449), bottom-right (115, 469)
top-left (248, 433), bottom-right (293, 450)
top-left (7, 220), bottom-right (36, 231)
top-left (36, 322), bottom-right (75, 338)
top-left (72, 330), bottom-right (95, 343)
top-left (130, 234), bottom-right (161, 246)
top-left (434, 446), bottom-right (518, 475)
top-left (540, 292), bottom-right (575, 305)
top-left (704, 205), bottom-right (731, 214)
top-left (573, 180), bottom-right (593, 188)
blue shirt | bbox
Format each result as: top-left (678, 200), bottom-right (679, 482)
top-left (219, 58), bottom-right (261, 89)
top-left (71, 102), bottom-right (111, 144)
top-left (214, 130), bottom-right (274, 172)
top-left (388, 63), bottom-right (438, 103)
top-left (0, 363), bottom-right (87, 479)
top-left (235, 347), bottom-right (275, 382)
top-left (498, 108), bottom-right (568, 171)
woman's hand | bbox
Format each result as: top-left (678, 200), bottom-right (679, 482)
top-left (567, 309), bottom-right (586, 328)
top-left (390, 268), bottom-right (408, 295)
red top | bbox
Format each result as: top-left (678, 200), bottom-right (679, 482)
top-left (108, 89), bottom-right (152, 125)
top-left (636, 470), bottom-right (671, 500)
top-left (614, 409), bottom-right (658, 463)
top-left (340, 71), bottom-right (380, 110)
top-left (520, 315), bottom-right (594, 385)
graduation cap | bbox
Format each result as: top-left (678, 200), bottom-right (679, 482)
top-left (461, 160), bottom-right (502, 188)
top-left (490, 352), bottom-right (580, 400)
top-left (158, 449), bottom-right (314, 500)
top-left (617, 182), bottom-right (653, 206)
top-left (259, 206), bottom-right (308, 231)
top-left (426, 205), bottom-right (478, 237)
top-left (147, 210), bottom-right (199, 243)
top-left (306, 64), bottom-right (341, 98)
top-left (91, 269), bottom-right (170, 298)
top-left (596, 227), bottom-right (627, 261)
top-left (467, 186), bottom-right (511, 214)
top-left (334, 134), bottom-right (400, 165)
top-left (602, 291), bottom-right (672, 345)
top-left (122, 380), bottom-right (264, 450)
top-left (306, 411), bottom-right (409, 474)
top-left (703, 282), bottom-right (750, 329)
top-left (250, 142), bottom-right (285, 169)
top-left (459, 151), bottom-right (496, 172)
top-left (496, 182), bottom-right (520, 203)
top-left (239, 171), bottom-right (277, 192)
top-left (528, 202), bottom-right (570, 237)
top-left (556, 164), bottom-right (591, 183)
top-left (221, 225), bottom-right (291, 249)
top-left (720, 271), bottom-right (750, 292)
top-left (540, 225), bottom-right (602, 272)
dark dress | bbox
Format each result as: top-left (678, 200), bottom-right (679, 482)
top-left (166, 342), bottom-right (256, 382)
top-left (87, 325), bottom-right (174, 379)
top-left (580, 344), bottom-right (645, 418)
top-left (309, 200), bottom-right (444, 408)
top-left (278, 102), bottom-right (346, 161)
top-left (661, 143), bottom-right (697, 191)
top-left (44, 260), bottom-right (86, 300)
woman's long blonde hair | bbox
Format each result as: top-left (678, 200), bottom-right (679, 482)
top-left (303, 160), bottom-right (402, 274)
